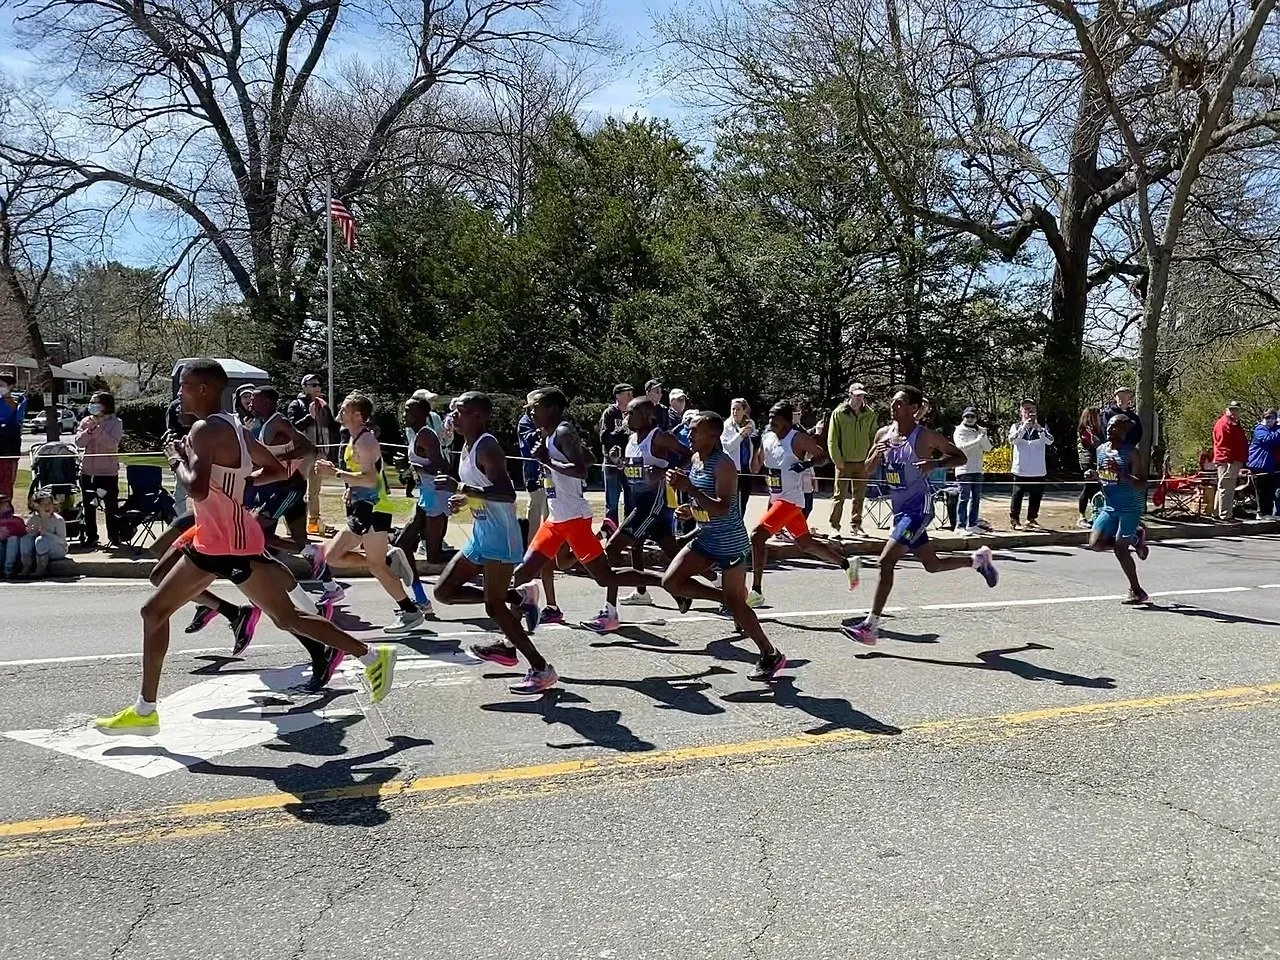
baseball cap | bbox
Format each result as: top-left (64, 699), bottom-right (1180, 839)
top-left (848, 383), bottom-right (868, 396)
top-left (1115, 385), bottom-right (1133, 394)
top-left (613, 383), bottom-right (633, 397)
top-left (645, 378), bottom-right (662, 391)
top-left (412, 388), bottom-right (439, 404)
top-left (669, 387), bottom-right (687, 402)
top-left (1227, 400), bottom-right (1242, 409)
top-left (963, 406), bottom-right (978, 417)
top-left (301, 374), bottom-right (321, 387)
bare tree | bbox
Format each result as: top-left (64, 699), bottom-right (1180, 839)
top-left (5, 0), bottom-right (607, 367)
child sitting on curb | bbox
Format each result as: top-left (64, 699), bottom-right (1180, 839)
top-left (4, 490), bottom-right (68, 579)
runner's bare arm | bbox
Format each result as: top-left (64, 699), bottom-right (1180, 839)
top-left (461, 435), bottom-right (516, 503)
top-left (282, 420), bottom-right (315, 460)
top-left (795, 430), bottom-right (829, 466)
top-left (545, 425), bottom-right (590, 479)
top-left (415, 427), bottom-right (450, 476)
top-left (671, 456), bottom-right (737, 518)
top-left (175, 420), bottom-right (212, 500)
top-left (654, 430), bottom-right (691, 464)
top-left (246, 433), bottom-right (289, 485)
top-left (918, 429), bottom-right (966, 471)
top-left (864, 427), bottom-right (892, 472)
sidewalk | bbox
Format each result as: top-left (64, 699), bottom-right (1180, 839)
top-left (31, 489), bottom-right (1279, 580)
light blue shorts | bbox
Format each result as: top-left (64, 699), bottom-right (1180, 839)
top-left (1092, 505), bottom-right (1142, 542)
top-left (416, 482), bottom-right (446, 519)
top-left (462, 502), bottom-right (524, 566)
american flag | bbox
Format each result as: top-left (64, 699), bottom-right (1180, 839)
top-left (329, 197), bottom-right (356, 250)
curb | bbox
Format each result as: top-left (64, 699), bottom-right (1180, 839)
top-left (41, 518), bottom-right (1280, 581)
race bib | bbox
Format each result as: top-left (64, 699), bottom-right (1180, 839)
top-left (691, 505), bottom-right (710, 523)
top-left (1098, 465), bottom-right (1119, 483)
top-left (624, 458), bottom-right (645, 482)
top-left (885, 467), bottom-right (903, 487)
top-left (541, 468), bottom-right (557, 499)
top-left (766, 469), bottom-right (783, 492)
top-left (467, 495), bottom-right (488, 521)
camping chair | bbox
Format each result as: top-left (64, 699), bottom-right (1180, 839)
top-left (116, 465), bottom-right (177, 549)
top-left (862, 466), bottom-right (894, 530)
top-left (929, 479), bottom-right (960, 531)
top-left (27, 440), bottom-right (84, 543)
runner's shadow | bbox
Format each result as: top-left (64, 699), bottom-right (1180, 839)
top-left (1144, 603), bottom-right (1280, 628)
top-left (190, 655), bottom-right (260, 676)
top-left (722, 679), bottom-right (902, 737)
top-left (563, 666), bottom-right (734, 716)
top-left (482, 689), bottom-right (655, 752)
top-left (856, 642), bottom-right (1116, 688)
top-left (329, 608), bottom-right (378, 633)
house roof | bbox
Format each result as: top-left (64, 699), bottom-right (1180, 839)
top-left (61, 355), bottom-right (142, 379)
top-left (0, 356), bottom-right (87, 381)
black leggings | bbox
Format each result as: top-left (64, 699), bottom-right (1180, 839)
top-left (80, 474), bottom-right (120, 545)
top-left (1078, 481), bottom-right (1101, 516)
top-left (1010, 482), bottom-right (1042, 523)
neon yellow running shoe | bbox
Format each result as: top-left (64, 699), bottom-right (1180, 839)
top-left (845, 559), bottom-right (860, 591)
top-left (746, 589), bottom-right (765, 609)
top-left (364, 645), bottom-right (398, 703)
top-left (93, 706), bottom-right (159, 736)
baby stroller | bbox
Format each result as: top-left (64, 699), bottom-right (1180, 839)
top-left (27, 440), bottom-right (84, 543)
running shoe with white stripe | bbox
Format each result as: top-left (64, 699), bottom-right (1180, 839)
top-left (363, 645), bottom-right (397, 703)
top-left (510, 664), bottom-right (558, 694)
top-left (184, 604), bottom-right (218, 635)
top-left (583, 606), bottom-right (622, 633)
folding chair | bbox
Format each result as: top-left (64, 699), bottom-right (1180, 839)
top-left (116, 464), bottom-right (177, 549)
top-left (929, 481), bottom-right (959, 530)
top-left (862, 467), bottom-right (894, 530)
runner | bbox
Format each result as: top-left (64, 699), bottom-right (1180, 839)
top-left (748, 401), bottom-right (858, 607)
top-left (663, 411), bottom-right (787, 680)
top-left (432, 392), bottom-right (555, 695)
top-left (161, 514), bottom-right (344, 694)
top-left (510, 388), bottom-right (679, 620)
top-left (307, 393), bottom-right (427, 635)
top-left (249, 386), bottom-right (314, 551)
top-left (93, 359), bottom-right (396, 734)
top-left (391, 395), bottom-right (448, 608)
top-left (585, 397), bottom-right (689, 633)
top-left (1087, 414), bottom-right (1151, 604)
top-left (841, 386), bottom-right (999, 645)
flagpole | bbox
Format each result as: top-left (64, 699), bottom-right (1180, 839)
top-left (326, 177), bottom-right (334, 411)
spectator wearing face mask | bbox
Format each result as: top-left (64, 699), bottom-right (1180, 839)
top-left (75, 391), bottom-right (123, 548)
top-left (953, 407), bottom-right (992, 534)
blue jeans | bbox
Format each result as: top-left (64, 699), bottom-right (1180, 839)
top-left (605, 467), bottom-right (623, 525)
top-left (957, 474), bottom-right (982, 528)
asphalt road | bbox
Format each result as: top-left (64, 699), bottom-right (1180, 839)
top-left (3, 535), bottom-right (1280, 959)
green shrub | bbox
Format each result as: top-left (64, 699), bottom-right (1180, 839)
top-left (116, 394), bottom-right (171, 450)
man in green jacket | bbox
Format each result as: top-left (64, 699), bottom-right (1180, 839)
top-left (827, 383), bottom-right (878, 536)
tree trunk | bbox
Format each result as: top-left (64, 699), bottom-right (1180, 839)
top-left (1040, 234), bottom-right (1091, 462)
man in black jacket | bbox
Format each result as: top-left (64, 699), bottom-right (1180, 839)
top-left (644, 379), bottom-right (673, 431)
top-left (1102, 387), bottom-right (1142, 447)
top-left (598, 383), bottom-right (633, 525)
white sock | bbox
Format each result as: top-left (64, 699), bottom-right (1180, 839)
top-left (289, 584), bottom-right (317, 614)
top-left (133, 697), bottom-right (157, 716)
top-left (864, 613), bottom-right (880, 628)
top-left (302, 543), bottom-right (317, 559)
top-left (359, 649), bottom-right (379, 666)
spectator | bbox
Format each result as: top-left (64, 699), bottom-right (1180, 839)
top-left (795, 398), bottom-right (820, 519)
top-left (0, 374), bottom-right (25, 500)
top-left (669, 388), bottom-right (689, 427)
top-left (1248, 407), bottom-right (1280, 517)
top-left (598, 383), bottom-right (633, 526)
top-left (1102, 387), bottom-right (1142, 447)
top-left (645, 379), bottom-right (673, 430)
top-left (411, 389), bottom-right (446, 438)
top-left (1008, 397), bottom-right (1054, 530)
top-left (287, 374), bottom-right (337, 534)
top-left (10, 489), bottom-right (68, 578)
top-left (235, 384), bottom-right (259, 434)
top-left (1076, 406), bottom-right (1103, 529)
top-left (0, 491), bottom-right (28, 577)
top-left (721, 397), bottom-right (758, 518)
top-left (953, 406), bottom-right (992, 534)
top-left (75, 391), bottom-right (123, 548)
top-left (827, 383), bottom-right (877, 537)
top-left (1212, 401), bottom-right (1248, 521)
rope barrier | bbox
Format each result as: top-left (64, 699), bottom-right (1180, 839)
top-left (5, 443), bottom-right (1272, 489)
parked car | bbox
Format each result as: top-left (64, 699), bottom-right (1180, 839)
top-left (26, 405), bottom-right (78, 434)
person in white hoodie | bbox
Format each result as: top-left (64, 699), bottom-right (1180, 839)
top-left (1008, 398), bottom-right (1054, 529)
top-left (953, 407), bottom-right (992, 534)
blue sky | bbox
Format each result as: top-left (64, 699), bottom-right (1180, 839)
top-left (0, 1), bottom-right (688, 267)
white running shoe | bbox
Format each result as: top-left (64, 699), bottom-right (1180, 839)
top-left (384, 608), bottom-right (426, 635)
top-left (619, 590), bottom-right (654, 606)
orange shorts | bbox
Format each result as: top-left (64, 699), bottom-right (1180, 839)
top-left (759, 499), bottom-right (809, 537)
top-left (530, 517), bottom-right (605, 564)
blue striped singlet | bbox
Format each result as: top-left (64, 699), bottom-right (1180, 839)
top-left (690, 449), bottom-right (751, 562)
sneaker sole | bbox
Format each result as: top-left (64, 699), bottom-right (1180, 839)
top-left (471, 650), bottom-right (520, 667)
top-left (840, 627), bottom-right (877, 646)
top-left (232, 608), bottom-right (262, 656)
top-left (509, 681), bottom-right (557, 695)
top-left (368, 649), bottom-right (398, 703)
top-left (94, 723), bottom-right (160, 737)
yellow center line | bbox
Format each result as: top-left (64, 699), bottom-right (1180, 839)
top-left (3, 680), bottom-right (1279, 855)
